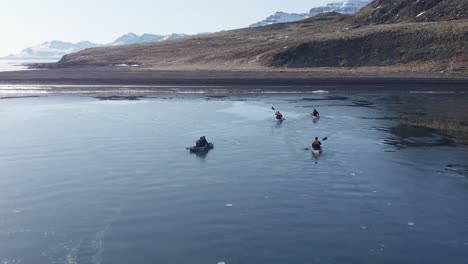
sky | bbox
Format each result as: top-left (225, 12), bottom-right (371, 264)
top-left (0, 0), bottom-right (333, 56)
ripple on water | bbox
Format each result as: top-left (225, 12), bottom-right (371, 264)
top-left (0, 94), bottom-right (467, 264)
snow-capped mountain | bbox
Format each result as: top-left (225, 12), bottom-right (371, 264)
top-left (5, 33), bottom-right (189, 59)
top-left (250, 12), bottom-right (309, 27)
top-left (251, 0), bottom-right (372, 27)
top-left (5, 40), bottom-right (100, 59)
top-left (309, 0), bottom-right (371, 16)
top-left (110, 33), bottom-right (188, 46)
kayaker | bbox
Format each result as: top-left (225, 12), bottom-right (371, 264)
top-left (275, 111), bottom-right (283, 120)
top-left (312, 137), bottom-right (322, 150)
top-left (312, 109), bottom-right (320, 117)
top-left (197, 136), bottom-right (209, 147)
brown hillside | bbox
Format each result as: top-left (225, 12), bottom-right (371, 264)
top-left (56, 0), bottom-right (468, 74)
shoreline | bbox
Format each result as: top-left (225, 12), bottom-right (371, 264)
top-left (0, 67), bottom-right (468, 92)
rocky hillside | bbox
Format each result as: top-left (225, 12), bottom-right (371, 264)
top-left (55, 0), bottom-right (468, 74)
top-left (354, 0), bottom-right (468, 24)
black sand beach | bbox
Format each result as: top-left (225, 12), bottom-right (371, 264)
top-left (0, 67), bottom-right (468, 91)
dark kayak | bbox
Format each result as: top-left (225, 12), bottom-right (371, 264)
top-left (189, 143), bottom-right (214, 153)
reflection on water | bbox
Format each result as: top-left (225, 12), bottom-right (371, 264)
top-left (0, 92), bottom-right (467, 264)
top-left (384, 124), bottom-right (456, 149)
top-left (445, 164), bottom-right (468, 178)
top-left (95, 95), bottom-right (144, 101)
top-left (0, 59), bottom-right (57, 72)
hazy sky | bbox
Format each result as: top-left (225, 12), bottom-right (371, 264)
top-left (1, 0), bottom-right (333, 56)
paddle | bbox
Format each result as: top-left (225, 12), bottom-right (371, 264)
top-left (304, 137), bottom-right (328, 150)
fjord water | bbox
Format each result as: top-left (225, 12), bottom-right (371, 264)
top-left (0, 93), bottom-right (467, 264)
top-left (0, 59), bottom-right (57, 72)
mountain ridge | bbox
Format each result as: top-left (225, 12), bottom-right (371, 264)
top-left (251, 0), bottom-right (371, 27)
top-left (4, 33), bottom-right (189, 59)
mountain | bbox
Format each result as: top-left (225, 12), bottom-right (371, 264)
top-left (5, 33), bottom-right (189, 59)
top-left (54, 0), bottom-right (468, 74)
top-left (250, 12), bottom-right (309, 27)
top-left (111, 33), bottom-right (189, 45)
top-left (309, 0), bottom-right (371, 16)
top-left (251, 0), bottom-right (372, 27)
top-left (5, 40), bottom-right (100, 59)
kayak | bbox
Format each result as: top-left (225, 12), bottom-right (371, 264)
top-left (311, 115), bottom-right (320, 121)
top-left (276, 117), bottom-right (285, 122)
top-left (189, 143), bottom-right (214, 153)
top-left (312, 148), bottom-right (322, 155)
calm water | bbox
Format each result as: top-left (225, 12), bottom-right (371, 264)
top-left (0, 59), bottom-right (57, 72)
top-left (0, 92), bottom-right (467, 264)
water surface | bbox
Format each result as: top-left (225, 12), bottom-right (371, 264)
top-left (0, 92), bottom-right (467, 264)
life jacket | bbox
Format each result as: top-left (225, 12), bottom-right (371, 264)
top-left (312, 141), bottom-right (321, 149)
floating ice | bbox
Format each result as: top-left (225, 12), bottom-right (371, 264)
top-left (311, 90), bottom-right (329, 94)
top-left (113, 63), bottom-right (140, 67)
top-left (408, 222), bottom-right (415, 226)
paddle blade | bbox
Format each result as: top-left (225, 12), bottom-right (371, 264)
top-left (322, 137), bottom-right (328, 141)
top-left (271, 107), bottom-right (276, 111)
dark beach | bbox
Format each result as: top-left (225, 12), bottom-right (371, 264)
top-left (1, 67), bottom-right (468, 92)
